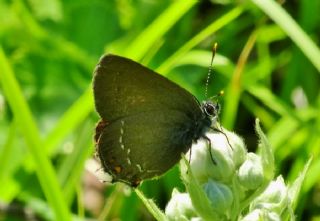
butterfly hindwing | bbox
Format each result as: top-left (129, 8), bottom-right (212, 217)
top-left (97, 110), bottom-right (195, 185)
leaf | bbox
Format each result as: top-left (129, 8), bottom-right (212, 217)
top-left (135, 189), bottom-right (168, 221)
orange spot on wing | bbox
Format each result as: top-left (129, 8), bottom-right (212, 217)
top-left (114, 166), bottom-right (122, 174)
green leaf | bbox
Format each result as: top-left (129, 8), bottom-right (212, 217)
top-left (255, 118), bottom-right (274, 180)
top-left (135, 189), bottom-right (168, 221)
top-left (288, 157), bottom-right (312, 210)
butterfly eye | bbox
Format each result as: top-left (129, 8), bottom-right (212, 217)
top-left (203, 102), bottom-right (218, 116)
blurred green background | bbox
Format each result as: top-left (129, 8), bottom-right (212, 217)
top-left (0, 0), bottom-right (319, 220)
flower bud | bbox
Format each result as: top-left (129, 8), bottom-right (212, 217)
top-left (190, 218), bottom-right (202, 221)
top-left (238, 153), bottom-right (264, 190)
top-left (225, 130), bottom-right (247, 168)
top-left (165, 189), bottom-right (198, 220)
top-left (188, 130), bottom-right (246, 184)
top-left (241, 209), bottom-right (281, 221)
top-left (203, 179), bottom-right (233, 213)
top-left (186, 139), bottom-right (212, 184)
top-left (251, 176), bottom-right (288, 212)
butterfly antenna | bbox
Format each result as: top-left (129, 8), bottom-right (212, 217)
top-left (205, 43), bottom-right (218, 98)
top-left (208, 90), bottom-right (224, 104)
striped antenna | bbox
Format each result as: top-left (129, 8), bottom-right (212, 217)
top-left (205, 43), bottom-right (218, 98)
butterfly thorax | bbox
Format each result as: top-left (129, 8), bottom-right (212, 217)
top-left (191, 100), bottom-right (220, 142)
top-left (191, 115), bottom-right (211, 142)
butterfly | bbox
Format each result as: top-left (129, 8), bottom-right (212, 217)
top-left (93, 54), bottom-right (221, 187)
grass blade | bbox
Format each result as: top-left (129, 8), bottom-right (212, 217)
top-left (251, 0), bottom-right (320, 72)
top-left (124, 1), bottom-right (197, 60)
top-left (0, 47), bottom-right (71, 221)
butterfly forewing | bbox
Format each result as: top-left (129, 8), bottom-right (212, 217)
top-left (93, 55), bottom-right (202, 122)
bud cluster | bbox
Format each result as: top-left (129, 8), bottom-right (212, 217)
top-left (165, 119), bottom-right (310, 221)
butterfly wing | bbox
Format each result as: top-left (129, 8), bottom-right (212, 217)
top-left (93, 54), bottom-right (205, 186)
top-left (93, 54), bottom-right (202, 122)
top-left (96, 110), bottom-right (195, 186)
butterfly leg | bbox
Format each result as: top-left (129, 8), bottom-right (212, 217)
top-left (188, 145), bottom-right (192, 164)
top-left (203, 136), bottom-right (217, 165)
top-left (184, 146), bottom-right (192, 175)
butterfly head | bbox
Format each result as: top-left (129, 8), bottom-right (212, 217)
top-left (202, 90), bottom-right (223, 124)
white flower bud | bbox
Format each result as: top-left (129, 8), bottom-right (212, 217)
top-left (238, 153), bottom-right (264, 190)
top-left (165, 189), bottom-right (198, 220)
top-left (188, 130), bottom-right (247, 184)
top-left (190, 218), bottom-right (203, 221)
top-left (241, 209), bottom-right (281, 221)
top-left (251, 176), bottom-right (288, 212)
top-left (225, 130), bottom-right (247, 168)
